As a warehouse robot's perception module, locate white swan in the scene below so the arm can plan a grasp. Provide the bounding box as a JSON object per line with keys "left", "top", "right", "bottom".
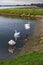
{"left": 14, "top": 30, "right": 20, "bottom": 41}
{"left": 24, "top": 23, "right": 30, "bottom": 30}
{"left": 8, "top": 40, "right": 16, "bottom": 45}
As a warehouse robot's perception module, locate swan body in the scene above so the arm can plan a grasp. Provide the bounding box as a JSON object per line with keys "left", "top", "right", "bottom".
{"left": 24, "top": 23, "right": 30, "bottom": 30}
{"left": 14, "top": 30, "right": 20, "bottom": 40}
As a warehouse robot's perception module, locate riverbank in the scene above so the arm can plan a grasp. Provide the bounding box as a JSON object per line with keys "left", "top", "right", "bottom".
{"left": 0, "top": 9, "right": 43, "bottom": 19}
{"left": 0, "top": 52, "right": 43, "bottom": 65}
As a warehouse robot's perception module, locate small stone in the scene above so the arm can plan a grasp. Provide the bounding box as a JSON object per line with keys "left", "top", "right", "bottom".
{"left": 40, "top": 34, "right": 43, "bottom": 37}
{"left": 24, "top": 39, "right": 27, "bottom": 41}
{"left": 40, "top": 37, "right": 43, "bottom": 40}
{"left": 39, "top": 40, "right": 43, "bottom": 43}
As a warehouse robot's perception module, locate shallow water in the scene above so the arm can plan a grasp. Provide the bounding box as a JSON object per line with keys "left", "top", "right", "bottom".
{"left": 0, "top": 16, "right": 36, "bottom": 60}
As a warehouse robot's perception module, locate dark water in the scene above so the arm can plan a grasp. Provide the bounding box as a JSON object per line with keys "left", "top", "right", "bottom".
{"left": 0, "top": 16, "right": 36, "bottom": 60}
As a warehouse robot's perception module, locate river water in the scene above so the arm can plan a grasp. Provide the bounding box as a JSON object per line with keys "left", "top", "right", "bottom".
{"left": 0, "top": 16, "right": 37, "bottom": 60}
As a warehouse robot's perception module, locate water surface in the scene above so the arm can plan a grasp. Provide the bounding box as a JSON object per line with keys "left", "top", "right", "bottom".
{"left": 0, "top": 16, "right": 36, "bottom": 60}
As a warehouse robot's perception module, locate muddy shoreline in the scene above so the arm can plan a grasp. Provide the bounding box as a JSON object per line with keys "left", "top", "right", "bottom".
{"left": 0, "top": 13, "right": 43, "bottom": 19}
{"left": 20, "top": 19, "right": 43, "bottom": 54}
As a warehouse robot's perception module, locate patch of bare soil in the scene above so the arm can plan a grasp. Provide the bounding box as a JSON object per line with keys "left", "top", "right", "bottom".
{"left": 20, "top": 36, "right": 43, "bottom": 54}
{"left": 0, "top": 13, "right": 43, "bottom": 19}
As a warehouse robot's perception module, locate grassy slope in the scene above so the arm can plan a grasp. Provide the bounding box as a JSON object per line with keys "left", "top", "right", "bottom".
{"left": 0, "top": 9, "right": 43, "bottom": 15}
{"left": 0, "top": 52, "right": 43, "bottom": 65}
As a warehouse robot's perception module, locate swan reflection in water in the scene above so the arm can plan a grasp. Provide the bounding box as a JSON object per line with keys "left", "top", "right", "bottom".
{"left": 8, "top": 40, "right": 16, "bottom": 53}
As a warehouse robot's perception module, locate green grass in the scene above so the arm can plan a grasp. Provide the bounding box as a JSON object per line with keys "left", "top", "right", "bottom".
{"left": 0, "top": 52, "right": 43, "bottom": 65}
{"left": 0, "top": 9, "right": 43, "bottom": 15}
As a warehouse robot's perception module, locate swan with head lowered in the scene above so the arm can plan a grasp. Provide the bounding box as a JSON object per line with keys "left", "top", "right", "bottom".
{"left": 8, "top": 40, "right": 16, "bottom": 45}
{"left": 14, "top": 30, "right": 20, "bottom": 41}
